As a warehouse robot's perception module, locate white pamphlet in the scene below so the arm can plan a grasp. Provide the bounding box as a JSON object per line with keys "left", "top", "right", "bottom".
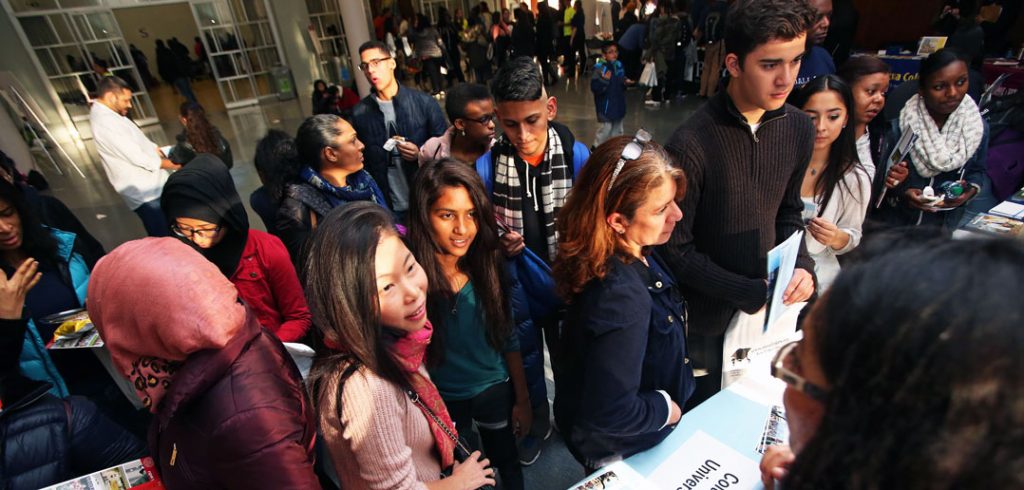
{"left": 647, "top": 431, "right": 762, "bottom": 490}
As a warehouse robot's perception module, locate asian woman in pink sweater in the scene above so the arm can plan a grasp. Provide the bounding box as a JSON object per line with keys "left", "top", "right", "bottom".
{"left": 304, "top": 202, "right": 495, "bottom": 490}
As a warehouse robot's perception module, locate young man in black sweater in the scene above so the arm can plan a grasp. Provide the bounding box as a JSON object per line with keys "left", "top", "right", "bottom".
{"left": 660, "top": 0, "right": 819, "bottom": 408}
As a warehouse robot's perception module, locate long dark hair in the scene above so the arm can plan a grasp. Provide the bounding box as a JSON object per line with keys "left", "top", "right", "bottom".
{"left": 407, "top": 159, "right": 511, "bottom": 367}
{"left": 253, "top": 129, "right": 302, "bottom": 203}
{"left": 0, "top": 178, "right": 60, "bottom": 270}
{"left": 179, "top": 102, "right": 221, "bottom": 156}
{"left": 792, "top": 74, "right": 867, "bottom": 213}
{"left": 784, "top": 234, "right": 1024, "bottom": 489}
{"left": 304, "top": 202, "right": 410, "bottom": 419}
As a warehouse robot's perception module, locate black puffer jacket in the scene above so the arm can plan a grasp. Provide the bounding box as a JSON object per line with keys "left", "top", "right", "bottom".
{"left": 0, "top": 318, "right": 146, "bottom": 490}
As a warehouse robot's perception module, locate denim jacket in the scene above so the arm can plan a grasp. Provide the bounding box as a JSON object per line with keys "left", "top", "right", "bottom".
{"left": 555, "top": 252, "right": 695, "bottom": 468}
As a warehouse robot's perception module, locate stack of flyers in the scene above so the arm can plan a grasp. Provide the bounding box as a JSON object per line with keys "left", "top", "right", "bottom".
{"left": 41, "top": 457, "right": 164, "bottom": 490}
{"left": 756, "top": 405, "right": 790, "bottom": 454}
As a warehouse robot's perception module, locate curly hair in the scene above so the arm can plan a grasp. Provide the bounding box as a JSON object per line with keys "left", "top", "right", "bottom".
{"left": 0, "top": 178, "right": 60, "bottom": 270}
{"left": 179, "top": 102, "right": 221, "bottom": 156}
{"left": 784, "top": 234, "right": 1024, "bottom": 489}
{"left": 552, "top": 135, "right": 685, "bottom": 299}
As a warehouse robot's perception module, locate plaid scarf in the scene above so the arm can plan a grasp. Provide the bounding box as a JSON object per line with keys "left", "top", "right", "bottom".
{"left": 492, "top": 126, "right": 572, "bottom": 260}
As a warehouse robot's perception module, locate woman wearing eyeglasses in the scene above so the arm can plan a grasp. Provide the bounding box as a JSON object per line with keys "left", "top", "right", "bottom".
{"left": 418, "top": 83, "right": 496, "bottom": 166}
{"left": 760, "top": 235, "right": 1024, "bottom": 489}
{"left": 161, "top": 155, "right": 312, "bottom": 343}
{"left": 552, "top": 134, "right": 695, "bottom": 471}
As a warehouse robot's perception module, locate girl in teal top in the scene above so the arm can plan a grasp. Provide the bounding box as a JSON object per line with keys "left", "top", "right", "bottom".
{"left": 408, "top": 158, "right": 531, "bottom": 490}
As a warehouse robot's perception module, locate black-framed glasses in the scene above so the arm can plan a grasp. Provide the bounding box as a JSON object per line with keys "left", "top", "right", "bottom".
{"left": 171, "top": 224, "right": 222, "bottom": 240}
{"left": 607, "top": 128, "right": 653, "bottom": 191}
{"left": 463, "top": 113, "right": 497, "bottom": 126}
{"left": 359, "top": 57, "right": 392, "bottom": 71}
{"left": 771, "top": 341, "right": 829, "bottom": 402}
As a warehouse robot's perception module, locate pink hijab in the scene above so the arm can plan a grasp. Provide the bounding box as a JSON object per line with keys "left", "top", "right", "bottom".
{"left": 87, "top": 237, "right": 245, "bottom": 412}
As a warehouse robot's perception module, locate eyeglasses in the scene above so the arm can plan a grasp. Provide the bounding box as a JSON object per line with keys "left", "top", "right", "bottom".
{"left": 463, "top": 113, "right": 497, "bottom": 126}
{"left": 171, "top": 224, "right": 222, "bottom": 240}
{"left": 359, "top": 57, "right": 392, "bottom": 71}
{"left": 607, "top": 128, "right": 652, "bottom": 191}
{"left": 771, "top": 341, "right": 829, "bottom": 402}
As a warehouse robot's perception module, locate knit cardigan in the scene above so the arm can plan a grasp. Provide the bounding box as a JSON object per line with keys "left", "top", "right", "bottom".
{"left": 658, "top": 90, "right": 816, "bottom": 336}
{"left": 320, "top": 365, "right": 442, "bottom": 490}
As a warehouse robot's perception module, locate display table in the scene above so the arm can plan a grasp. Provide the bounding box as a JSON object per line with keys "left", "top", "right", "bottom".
{"left": 982, "top": 59, "right": 1023, "bottom": 93}
{"left": 568, "top": 310, "right": 803, "bottom": 490}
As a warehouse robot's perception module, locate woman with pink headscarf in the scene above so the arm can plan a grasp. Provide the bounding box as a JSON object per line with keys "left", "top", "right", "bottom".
{"left": 87, "top": 237, "right": 321, "bottom": 489}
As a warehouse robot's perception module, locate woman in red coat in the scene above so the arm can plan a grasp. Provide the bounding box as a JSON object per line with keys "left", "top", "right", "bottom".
{"left": 160, "top": 154, "right": 312, "bottom": 343}
{"left": 87, "top": 237, "right": 321, "bottom": 489}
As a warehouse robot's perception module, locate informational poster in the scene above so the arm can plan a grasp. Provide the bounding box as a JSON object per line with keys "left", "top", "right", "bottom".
{"left": 647, "top": 431, "right": 762, "bottom": 490}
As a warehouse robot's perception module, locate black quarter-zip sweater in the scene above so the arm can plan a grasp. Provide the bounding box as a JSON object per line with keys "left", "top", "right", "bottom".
{"left": 657, "top": 90, "right": 816, "bottom": 336}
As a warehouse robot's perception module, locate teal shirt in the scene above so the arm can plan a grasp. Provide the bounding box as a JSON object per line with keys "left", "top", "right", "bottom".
{"left": 429, "top": 281, "right": 519, "bottom": 401}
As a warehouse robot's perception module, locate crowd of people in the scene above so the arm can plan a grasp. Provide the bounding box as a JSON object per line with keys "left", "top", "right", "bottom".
{"left": 1, "top": 0, "right": 1022, "bottom": 489}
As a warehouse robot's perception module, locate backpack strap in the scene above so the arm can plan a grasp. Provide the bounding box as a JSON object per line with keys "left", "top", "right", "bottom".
{"left": 475, "top": 151, "right": 494, "bottom": 195}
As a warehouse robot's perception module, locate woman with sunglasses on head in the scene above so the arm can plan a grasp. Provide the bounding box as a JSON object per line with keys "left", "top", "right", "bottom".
{"left": 878, "top": 49, "right": 992, "bottom": 230}
{"left": 407, "top": 159, "right": 530, "bottom": 489}
{"left": 792, "top": 75, "right": 872, "bottom": 293}
{"left": 305, "top": 202, "right": 495, "bottom": 490}
{"left": 161, "top": 154, "right": 312, "bottom": 343}
{"left": 759, "top": 234, "right": 1024, "bottom": 489}
{"left": 552, "top": 134, "right": 694, "bottom": 472}
{"left": 418, "top": 83, "right": 496, "bottom": 166}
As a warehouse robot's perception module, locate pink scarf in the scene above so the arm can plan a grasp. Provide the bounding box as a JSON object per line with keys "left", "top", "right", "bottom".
{"left": 389, "top": 321, "right": 458, "bottom": 468}
{"left": 87, "top": 238, "right": 246, "bottom": 412}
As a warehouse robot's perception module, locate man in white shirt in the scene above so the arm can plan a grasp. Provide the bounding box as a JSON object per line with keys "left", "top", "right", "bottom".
{"left": 89, "top": 77, "right": 180, "bottom": 236}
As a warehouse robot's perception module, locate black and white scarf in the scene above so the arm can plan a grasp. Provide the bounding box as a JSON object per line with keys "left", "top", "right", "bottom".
{"left": 899, "top": 93, "right": 984, "bottom": 178}
{"left": 492, "top": 126, "right": 572, "bottom": 260}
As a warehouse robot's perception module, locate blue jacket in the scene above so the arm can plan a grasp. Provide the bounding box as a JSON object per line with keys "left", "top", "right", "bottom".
{"left": 505, "top": 256, "right": 547, "bottom": 409}
{"left": 19, "top": 229, "right": 90, "bottom": 398}
{"left": 350, "top": 85, "right": 447, "bottom": 209}
{"left": 795, "top": 45, "right": 836, "bottom": 87}
{"left": 591, "top": 59, "right": 627, "bottom": 123}
{"left": 554, "top": 253, "right": 695, "bottom": 468}
{"left": 876, "top": 119, "right": 990, "bottom": 229}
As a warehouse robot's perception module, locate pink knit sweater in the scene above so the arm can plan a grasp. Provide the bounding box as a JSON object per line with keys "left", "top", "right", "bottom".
{"left": 321, "top": 365, "right": 443, "bottom": 490}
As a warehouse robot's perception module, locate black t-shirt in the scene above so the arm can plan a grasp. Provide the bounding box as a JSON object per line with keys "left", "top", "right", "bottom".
{"left": 513, "top": 156, "right": 551, "bottom": 264}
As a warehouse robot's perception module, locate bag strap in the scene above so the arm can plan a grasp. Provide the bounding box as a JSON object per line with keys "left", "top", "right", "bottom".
{"left": 404, "top": 389, "right": 470, "bottom": 455}
{"left": 309, "top": 208, "right": 319, "bottom": 231}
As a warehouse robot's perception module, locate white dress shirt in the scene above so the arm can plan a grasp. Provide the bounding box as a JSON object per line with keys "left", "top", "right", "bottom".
{"left": 89, "top": 102, "right": 168, "bottom": 210}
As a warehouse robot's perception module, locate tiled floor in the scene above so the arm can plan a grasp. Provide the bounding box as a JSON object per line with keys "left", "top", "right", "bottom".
{"left": 32, "top": 75, "right": 703, "bottom": 490}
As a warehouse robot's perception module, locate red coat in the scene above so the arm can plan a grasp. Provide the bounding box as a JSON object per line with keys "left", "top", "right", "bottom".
{"left": 148, "top": 315, "right": 321, "bottom": 489}
{"left": 231, "top": 230, "right": 311, "bottom": 343}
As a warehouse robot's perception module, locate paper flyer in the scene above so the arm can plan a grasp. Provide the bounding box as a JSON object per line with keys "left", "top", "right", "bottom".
{"left": 571, "top": 461, "right": 651, "bottom": 490}
{"left": 41, "top": 457, "right": 164, "bottom": 490}
{"left": 875, "top": 130, "right": 918, "bottom": 208}
{"left": 764, "top": 231, "right": 803, "bottom": 332}
{"left": 647, "top": 431, "right": 762, "bottom": 490}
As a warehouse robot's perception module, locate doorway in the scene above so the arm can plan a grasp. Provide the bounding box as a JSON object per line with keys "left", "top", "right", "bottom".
{"left": 113, "top": 2, "right": 225, "bottom": 122}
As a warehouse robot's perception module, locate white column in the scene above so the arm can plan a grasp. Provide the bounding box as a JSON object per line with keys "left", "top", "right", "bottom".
{"left": 340, "top": 0, "right": 373, "bottom": 98}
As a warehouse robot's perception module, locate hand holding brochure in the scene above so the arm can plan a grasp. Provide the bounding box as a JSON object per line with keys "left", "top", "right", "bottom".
{"left": 875, "top": 130, "right": 918, "bottom": 208}
{"left": 765, "top": 231, "right": 803, "bottom": 332}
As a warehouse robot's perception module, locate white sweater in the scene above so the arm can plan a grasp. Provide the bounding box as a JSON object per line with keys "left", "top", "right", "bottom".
{"left": 805, "top": 164, "right": 873, "bottom": 293}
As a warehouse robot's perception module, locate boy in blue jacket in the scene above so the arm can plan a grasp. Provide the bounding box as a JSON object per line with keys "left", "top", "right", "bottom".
{"left": 591, "top": 43, "right": 628, "bottom": 148}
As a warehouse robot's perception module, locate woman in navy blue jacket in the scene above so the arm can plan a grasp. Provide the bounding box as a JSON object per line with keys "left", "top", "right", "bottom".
{"left": 552, "top": 133, "right": 695, "bottom": 471}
